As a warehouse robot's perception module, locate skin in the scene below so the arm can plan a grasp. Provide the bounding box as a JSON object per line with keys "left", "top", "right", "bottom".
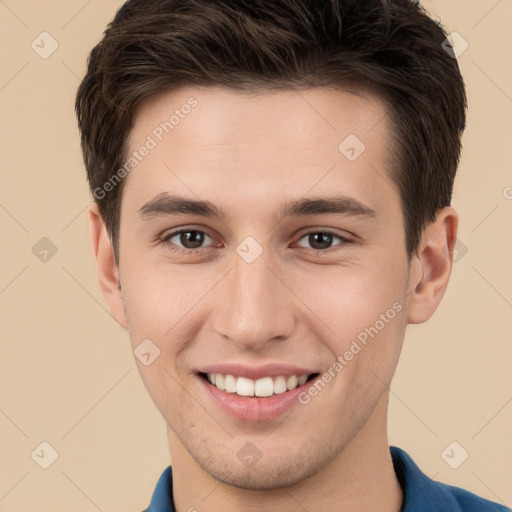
{"left": 89, "top": 85, "right": 458, "bottom": 512}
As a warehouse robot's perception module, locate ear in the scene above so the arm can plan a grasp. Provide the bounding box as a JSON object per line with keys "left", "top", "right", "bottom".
{"left": 88, "top": 203, "right": 128, "bottom": 330}
{"left": 406, "top": 206, "right": 459, "bottom": 324}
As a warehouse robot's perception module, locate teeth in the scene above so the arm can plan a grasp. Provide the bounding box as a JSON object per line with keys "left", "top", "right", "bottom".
{"left": 286, "top": 375, "right": 298, "bottom": 390}
{"left": 254, "top": 377, "right": 273, "bottom": 397}
{"left": 225, "top": 374, "right": 237, "bottom": 393}
{"left": 273, "top": 376, "right": 287, "bottom": 394}
{"left": 205, "top": 373, "right": 310, "bottom": 397}
{"left": 215, "top": 374, "right": 225, "bottom": 390}
{"left": 236, "top": 377, "right": 255, "bottom": 397}
{"left": 298, "top": 375, "right": 308, "bottom": 386}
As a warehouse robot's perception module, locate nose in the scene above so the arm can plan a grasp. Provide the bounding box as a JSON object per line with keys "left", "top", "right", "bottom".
{"left": 212, "top": 246, "right": 296, "bottom": 351}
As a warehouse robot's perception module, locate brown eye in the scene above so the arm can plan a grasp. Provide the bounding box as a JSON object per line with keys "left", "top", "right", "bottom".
{"left": 296, "top": 231, "right": 352, "bottom": 251}
{"left": 162, "top": 229, "right": 214, "bottom": 251}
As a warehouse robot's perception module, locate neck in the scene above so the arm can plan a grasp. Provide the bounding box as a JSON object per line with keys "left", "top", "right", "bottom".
{"left": 168, "top": 392, "right": 402, "bottom": 512}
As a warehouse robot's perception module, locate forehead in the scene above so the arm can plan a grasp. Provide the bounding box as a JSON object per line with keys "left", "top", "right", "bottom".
{"left": 123, "top": 84, "right": 398, "bottom": 222}
{"left": 130, "top": 84, "right": 389, "bottom": 151}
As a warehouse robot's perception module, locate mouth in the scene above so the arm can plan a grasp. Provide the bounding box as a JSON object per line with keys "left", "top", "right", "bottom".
{"left": 195, "top": 363, "right": 323, "bottom": 421}
{"left": 199, "top": 372, "right": 320, "bottom": 398}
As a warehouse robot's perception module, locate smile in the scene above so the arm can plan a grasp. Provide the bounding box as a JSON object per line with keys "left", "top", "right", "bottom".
{"left": 202, "top": 373, "right": 318, "bottom": 397}
{"left": 196, "top": 364, "right": 322, "bottom": 421}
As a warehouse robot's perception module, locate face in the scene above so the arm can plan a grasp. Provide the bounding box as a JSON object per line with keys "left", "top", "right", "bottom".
{"left": 114, "top": 85, "right": 414, "bottom": 488}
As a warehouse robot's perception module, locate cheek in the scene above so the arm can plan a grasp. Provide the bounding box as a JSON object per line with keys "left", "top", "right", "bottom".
{"left": 121, "top": 259, "right": 215, "bottom": 351}
{"left": 292, "top": 260, "right": 407, "bottom": 344}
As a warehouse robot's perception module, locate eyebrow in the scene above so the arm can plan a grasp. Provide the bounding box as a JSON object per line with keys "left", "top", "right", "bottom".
{"left": 138, "top": 192, "right": 377, "bottom": 222}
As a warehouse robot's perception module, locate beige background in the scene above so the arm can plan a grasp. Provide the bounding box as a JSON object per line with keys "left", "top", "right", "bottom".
{"left": 0, "top": 0, "right": 511, "bottom": 510}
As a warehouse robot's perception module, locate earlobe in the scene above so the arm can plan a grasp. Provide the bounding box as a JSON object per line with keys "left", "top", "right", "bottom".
{"left": 406, "top": 207, "right": 459, "bottom": 324}
{"left": 88, "top": 203, "right": 128, "bottom": 330}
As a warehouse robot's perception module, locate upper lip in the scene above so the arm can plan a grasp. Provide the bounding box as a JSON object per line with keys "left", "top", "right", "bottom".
{"left": 197, "top": 363, "right": 319, "bottom": 380}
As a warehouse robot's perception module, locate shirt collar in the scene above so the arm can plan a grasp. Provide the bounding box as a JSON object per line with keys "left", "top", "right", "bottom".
{"left": 146, "top": 465, "right": 174, "bottom": 512}
{"left": 390, "top": 445, "right": 460, "bottom": 511}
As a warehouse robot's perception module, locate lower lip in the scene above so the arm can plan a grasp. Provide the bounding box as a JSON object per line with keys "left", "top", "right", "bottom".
{"left": 198, "top": 374, "right": 319, "bottom": 422}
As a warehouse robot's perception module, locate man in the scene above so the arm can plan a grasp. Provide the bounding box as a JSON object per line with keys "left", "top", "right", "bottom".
{"left": 75, "top": 0, "right": 510, "bottom": 510}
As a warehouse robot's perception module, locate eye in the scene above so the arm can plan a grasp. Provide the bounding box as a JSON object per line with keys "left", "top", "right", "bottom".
{"left": 158, "top": 228, "right": 352, "bottom": 256}
{"left": 295, "top": 231, "right": 352, "bottom": 251}
{"left": 161, "top": 229, "right": 215, "bottom": 253}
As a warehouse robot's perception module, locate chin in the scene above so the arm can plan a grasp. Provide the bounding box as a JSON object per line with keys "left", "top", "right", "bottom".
{"left": 192, "top": 440, "right": 341, "bottom": 491}
{"left": 208, "top": 464, "right": 314, "bottom": 490}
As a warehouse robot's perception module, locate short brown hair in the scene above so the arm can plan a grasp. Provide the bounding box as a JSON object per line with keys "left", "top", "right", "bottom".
{"left": 75, "top": 0, "right": 467, "bottom": 263}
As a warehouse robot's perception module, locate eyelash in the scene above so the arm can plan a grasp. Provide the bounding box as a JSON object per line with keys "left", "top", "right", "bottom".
{"left": 159, "top": 228, "right": 353, "bottom": 256}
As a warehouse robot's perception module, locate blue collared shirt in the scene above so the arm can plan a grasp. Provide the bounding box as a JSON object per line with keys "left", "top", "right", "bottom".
{"left": 143, "top": 445, "right": 510, "bottom": 511}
